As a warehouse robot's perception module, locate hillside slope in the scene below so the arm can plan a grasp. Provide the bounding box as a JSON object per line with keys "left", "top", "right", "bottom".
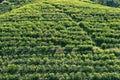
{"left": 1, "top": 0, "right": 120, "bottom": 54}
{"left": 0, "top": 0, "right": 120, "bottom": 79}
{"left": 0, "top": 0, "right": 35, "bottom": 14}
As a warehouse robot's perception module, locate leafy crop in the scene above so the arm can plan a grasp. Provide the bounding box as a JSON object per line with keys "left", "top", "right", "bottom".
{"left": 0, "top": 0, "right": 120, "bottom": 79}
{"left": 0, "top": 53, "right": 120, "bottom": 80}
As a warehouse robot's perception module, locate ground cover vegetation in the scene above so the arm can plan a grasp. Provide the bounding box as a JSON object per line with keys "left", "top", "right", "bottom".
{"left": 0, "top": 0, "right": 120, "bottom": 79}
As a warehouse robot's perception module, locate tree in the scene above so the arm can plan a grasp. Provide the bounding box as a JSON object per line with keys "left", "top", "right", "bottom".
{"left": 91, "top": 0, "right": 120, "bottom": 7}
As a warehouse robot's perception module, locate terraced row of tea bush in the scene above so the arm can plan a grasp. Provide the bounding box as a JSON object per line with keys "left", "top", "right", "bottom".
{"left": 0, "top": 0, "right": 94, "bottom": 55}
{"left": 0, "top": 53, "right": 120, "bottom": 80}
{"left": 47, "top": 0, "right": 120, "bottom": 50}
{"left": 1, "top": 0, "right": 120, "bottom": 55}
{"left": 0, "top": 0, "right": 120, "bottom": 79}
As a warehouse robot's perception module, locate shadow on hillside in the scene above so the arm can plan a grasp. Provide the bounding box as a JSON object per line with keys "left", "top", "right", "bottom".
{"left": 0, "top": 0, "right": 3, "bottom": 3}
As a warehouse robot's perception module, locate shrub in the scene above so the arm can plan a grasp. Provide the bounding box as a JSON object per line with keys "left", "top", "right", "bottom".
{"left": 7, "top": 64, "right": 18, "bottom": 74}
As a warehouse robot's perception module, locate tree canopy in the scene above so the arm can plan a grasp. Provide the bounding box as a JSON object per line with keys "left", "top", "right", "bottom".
{"left": 91, "top": 0, "right": 120, "bottom": 7}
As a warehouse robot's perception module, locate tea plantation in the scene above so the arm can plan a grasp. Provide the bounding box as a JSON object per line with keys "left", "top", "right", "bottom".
{"left": 0, "top": 0, "right": 120, "bottom": 80}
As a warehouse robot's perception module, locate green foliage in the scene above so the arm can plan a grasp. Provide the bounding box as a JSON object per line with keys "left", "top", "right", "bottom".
{"left": 0, "top": 53, "right": 120, "bottom": 79}
{"left": 91, "top": 0, "right": 120, "bottom": 7}
{"left": 7, "top": 64, "right": 19, "bottom": 74}
{"left": 0, "top": 1, "right": 13, "bottom": 14}
{"left": 0, "top": 0, "right": 120, "bottom": 79}
{"left": 0, "top": 0, "right": 35, "bottom": 14}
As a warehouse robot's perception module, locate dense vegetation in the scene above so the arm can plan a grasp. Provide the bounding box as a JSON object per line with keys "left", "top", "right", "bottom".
{"left": 91, "top": 0, "right": 120, "bottom": 7}
{"left": 0, "top": 53, "right": 120, "bottom": 80}
{"left": 0, "top": 0, "right": 35, "bottom": 14}
{"left": 0, "top": 0, "right": 120, "bottom": 79}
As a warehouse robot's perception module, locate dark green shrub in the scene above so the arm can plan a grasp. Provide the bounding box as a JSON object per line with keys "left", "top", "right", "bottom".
{"left": 7, "top": 64, "right": 18, "bottom": 74}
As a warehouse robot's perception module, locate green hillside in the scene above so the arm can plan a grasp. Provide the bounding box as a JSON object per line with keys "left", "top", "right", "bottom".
{"left": 0, "top": 0, "right": 120, "bottom": 79}
{"left": 0, "top": 0, "right": 35, "bottom": 14}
